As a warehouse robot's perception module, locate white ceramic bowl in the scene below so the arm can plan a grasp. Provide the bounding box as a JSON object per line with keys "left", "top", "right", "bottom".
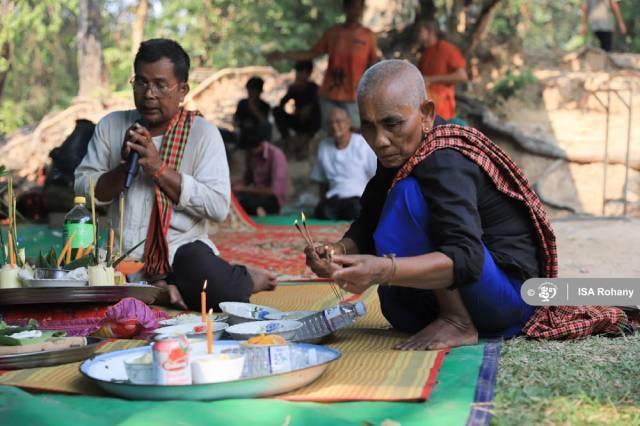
{"left": 218, "top": 302, "right": 281, "bottom": 325}
{"left": 225, "top": 320, "right": 303, "bottom": 341}
{"left": 265, "top": 311, "right": 316, "bottom": 321}
{"left": 190, "top": 353, "right": 246, "bottom": 384}
{"left": 153, "top": 322, "right": 228, "bottom": 340}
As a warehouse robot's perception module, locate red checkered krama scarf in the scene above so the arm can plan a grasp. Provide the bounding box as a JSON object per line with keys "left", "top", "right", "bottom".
{"left": 144, "top": 108, "right": 201, "bottom": 276}
{"left": 391, "top": 124, "right": 630, "bottom": 339}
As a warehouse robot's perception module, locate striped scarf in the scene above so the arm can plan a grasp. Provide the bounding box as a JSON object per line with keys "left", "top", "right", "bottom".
{"left": 391, "top": 124, "right": 629, "bottom": 339}
{"left": 144, "top": 108, "right": 201, "bottom": 276}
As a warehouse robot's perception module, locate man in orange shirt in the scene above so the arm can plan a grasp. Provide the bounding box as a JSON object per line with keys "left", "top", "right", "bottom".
{"left": 417, "top": 19, "right": 468, "bottom": 121}
{"left": 268, "top": 0, "right": 379, "bottom": 129}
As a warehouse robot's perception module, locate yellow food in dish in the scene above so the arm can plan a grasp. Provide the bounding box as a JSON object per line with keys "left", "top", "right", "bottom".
{"left": 246, "top": 334, "right": 287, "bottom": 345}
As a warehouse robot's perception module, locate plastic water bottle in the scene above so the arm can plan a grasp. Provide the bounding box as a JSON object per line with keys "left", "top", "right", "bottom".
{"left": 293, "top": 301, "right": 367, "bottom": 341}
{"left": 63, "top": 196, "right": 94, "bottom": 260}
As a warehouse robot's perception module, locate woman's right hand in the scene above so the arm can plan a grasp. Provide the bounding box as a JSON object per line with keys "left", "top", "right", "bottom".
{"left": 304, "top": 242, "right": 342, "bottom": 278}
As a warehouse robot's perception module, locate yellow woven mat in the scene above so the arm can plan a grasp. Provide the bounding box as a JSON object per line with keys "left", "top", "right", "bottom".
{"left": 0, "top": 284, "right": 445, "bottom": 402}
{"left": 0, "top": 340, "right": 144, "bottom": 395}
{"left": 252, "top": 283, "right": 445, "bottom": 402}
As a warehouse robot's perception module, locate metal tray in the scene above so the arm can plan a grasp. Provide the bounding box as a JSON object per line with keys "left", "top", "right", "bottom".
{"left": 26, "top": 279, "right": 88, "bottom": 288}
{"left": 80, "top": 340, "right": 340, "bottom": 401}
{"left": 0, "top": 337, "right": 103, "bottom": 370}
{"left": 0, "top": 285, "right": 161, "bottom": 306}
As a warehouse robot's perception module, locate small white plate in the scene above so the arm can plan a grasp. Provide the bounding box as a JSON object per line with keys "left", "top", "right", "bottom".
{"left": 219, "top": 302, "right": 281, "bottom": 325}
{"left": 225, "top": 320, "right": 303, "bottom": 341}
{"left": 158, "top": 313, "right": 229, "bottom": 327}
{"left": 153, "top": 322, "right": 228, "bottom": 340}
{"left": 265, "top": 311, "right": 316, "bottom": 321}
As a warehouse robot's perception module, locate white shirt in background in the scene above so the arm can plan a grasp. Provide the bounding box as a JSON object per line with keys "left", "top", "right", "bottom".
{"left": 311, "top": 133, "right": 377, "bottom": 199}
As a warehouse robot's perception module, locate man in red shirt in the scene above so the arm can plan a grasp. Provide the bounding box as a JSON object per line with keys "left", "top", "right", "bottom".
{"left": 268, "top": 0, "right": 380, "bottom": 129}
{"left": 417, "top": 19, "right": 468, "bottom": 121}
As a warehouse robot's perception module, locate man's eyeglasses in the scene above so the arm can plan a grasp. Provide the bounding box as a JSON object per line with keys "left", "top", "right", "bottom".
{"left": 129, "top": 77, "right": 179, "bottom": 96}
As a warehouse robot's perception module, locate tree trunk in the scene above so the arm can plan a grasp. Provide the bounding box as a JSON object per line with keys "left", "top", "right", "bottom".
{"left": 77, "top": 0, "right": 109, "bottom": 98}
{"left": 131, "top": 0, "right": 149, "bottom": 59}
{"left": 0, "top": 0, "right": 12, "bottom": 102}
{"left": 0, "top": 41, "right": 10, "bottom": 102}
{"left": 465, "top": 0, "right": 503, "bottom": 56}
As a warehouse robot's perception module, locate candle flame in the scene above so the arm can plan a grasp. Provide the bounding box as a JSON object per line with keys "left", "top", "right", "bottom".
{"left": 301, "top": 211, "right": 307, "bottom": 222}
{"left": 203, "top": 280, "right": 207, "bottom": 291}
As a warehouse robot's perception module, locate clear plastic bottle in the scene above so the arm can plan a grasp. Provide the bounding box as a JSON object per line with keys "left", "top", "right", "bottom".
{"left": 63, "top": 196, "right": 94, "bottom": 260}
{"left": 293, "top": 301, "right": 367, "bottom": 341}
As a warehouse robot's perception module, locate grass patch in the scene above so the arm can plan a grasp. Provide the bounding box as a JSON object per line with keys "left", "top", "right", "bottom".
{"left": 492, "top": 333, "right": 640, "bottom": 425}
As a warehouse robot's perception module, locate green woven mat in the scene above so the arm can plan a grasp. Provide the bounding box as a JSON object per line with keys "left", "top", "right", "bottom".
{"left": 0, "top": 344, "right": 483, "bottom": 426}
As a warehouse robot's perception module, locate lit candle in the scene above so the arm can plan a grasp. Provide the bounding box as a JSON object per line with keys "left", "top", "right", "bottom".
{"left": 207, "top": 308, "right": 214, "bottom": 354}
{"left": 201, "top": 280, "right": 207, "bottom": 323}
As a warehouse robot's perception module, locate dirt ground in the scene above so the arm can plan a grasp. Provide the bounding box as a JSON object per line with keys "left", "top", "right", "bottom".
{"left": 553, "top": 218, "right": 640, "bottom": 277}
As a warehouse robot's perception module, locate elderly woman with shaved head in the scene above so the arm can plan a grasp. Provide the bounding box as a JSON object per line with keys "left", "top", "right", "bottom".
{"left": 305, "top": 60, "right": 557, "bottom": 350}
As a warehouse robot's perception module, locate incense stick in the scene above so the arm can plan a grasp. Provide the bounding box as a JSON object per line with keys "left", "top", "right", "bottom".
{"left": 300, "top": 212, "right": 315, "bottom": 246}
{"left": 294, "top": 220, "right": 313, "bottom": 247}
{"left": 118, "top": 192, "right": 124, "bottom": 258}
{"left": 89, "top": 176, "right": 97, "bottom": 261}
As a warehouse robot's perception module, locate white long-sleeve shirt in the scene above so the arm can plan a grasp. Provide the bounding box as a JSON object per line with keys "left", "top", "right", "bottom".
{"left": 74, "top": 110, "right": 230, "bottom": 264}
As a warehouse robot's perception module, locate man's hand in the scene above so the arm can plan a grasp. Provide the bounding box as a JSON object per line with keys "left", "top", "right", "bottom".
{"left": 304, "top": 242, "right": 342, "bottom": 278}
{"left": 330, "top": 254, "right": 392, "bottom": 294}
{"left": 620, "top": 22, "right": 627, "bottom": 35}
{"left": 126, "top": 124, "right": 163, "bottom": 177}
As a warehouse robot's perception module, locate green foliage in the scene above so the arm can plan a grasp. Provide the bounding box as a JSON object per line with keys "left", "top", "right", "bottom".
{"left": 492, "top": 68, "right": 537, "bottom": 100}
{"left": 490, "top": 0, "right": 585, "bottom": 49}
{"left": 1, "top": 0, "right": 343, "bottom": 135}
{"left": 102, "top": 0, "right": 342, "bottom": 92}
{"left": 0, "top": 1, "right": 79, "bottom": 136}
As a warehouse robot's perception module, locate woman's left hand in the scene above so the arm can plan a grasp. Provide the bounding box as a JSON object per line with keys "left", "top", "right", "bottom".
{"left": 330, "top": 254, "right": 391, "bottom": 294}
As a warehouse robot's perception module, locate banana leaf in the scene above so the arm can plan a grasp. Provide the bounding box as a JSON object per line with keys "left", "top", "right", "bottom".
{"left": 0, "top": 229, "right": 5, "bottom": 267}
{"left": 0, "top": 330, "right": 66, "bottom": 346}
{"left": 63, "top": 252, "right": 96, "bottom": 271}
{"left": 46, "top": 247, "right": 57, "bottom": 268}
{"left": 36, "top": 250, "right": 48, "bottom": 268}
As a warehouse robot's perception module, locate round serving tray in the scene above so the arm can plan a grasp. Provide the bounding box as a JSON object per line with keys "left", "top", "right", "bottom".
{"left": 0, "top": 337, "right": 103, "bottom": 370}
{"left": 80, "top": 340, "right": 340, "bottom": 401}
{"left": 26, "top": 279, "right": 88, "bottom": 288}
{"left": 0, "top": 285, "right": 161, "bottom": 306}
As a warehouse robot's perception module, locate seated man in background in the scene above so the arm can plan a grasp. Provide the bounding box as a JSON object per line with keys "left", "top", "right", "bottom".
{"left": 311, "top": 107, "right": 376, "bottom": 221}
{"left": 417, "top": 19, "right": 468, "bottom": 121}
{"left": 273, "top": 60, "right": 321, "bottom": 159}
{"left": 234, "top": 76, "right": 271, "bottom": 148}
{"left": 75, "top": 38, "right": 276, "bottom": 312}
{"left": 233, "top": 122, "right": 289, "bottom": 216}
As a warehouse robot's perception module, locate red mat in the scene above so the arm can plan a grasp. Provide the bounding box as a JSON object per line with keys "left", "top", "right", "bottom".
{"left": 211, "top": 195, "right": 348, "bottom": 280}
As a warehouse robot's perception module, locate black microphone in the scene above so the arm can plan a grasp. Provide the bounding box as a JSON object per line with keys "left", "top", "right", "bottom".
{"left": 124, "top": 119, "right": 146, "bottom": 189}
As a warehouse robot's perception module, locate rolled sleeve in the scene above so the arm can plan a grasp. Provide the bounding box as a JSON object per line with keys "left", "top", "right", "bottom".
{"left": 176, "top": 121, "right": 231, "bottom": 222}
{"left": 412, "top": 149, "right": 484, "bottom": 288}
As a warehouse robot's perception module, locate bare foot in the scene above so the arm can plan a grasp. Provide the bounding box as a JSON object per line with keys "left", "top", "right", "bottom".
{"left": 394, "top": 316, "right": 478, "bottom": 351}
{"left": 247, "top": 267, "right": 278, "bottom": 293}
